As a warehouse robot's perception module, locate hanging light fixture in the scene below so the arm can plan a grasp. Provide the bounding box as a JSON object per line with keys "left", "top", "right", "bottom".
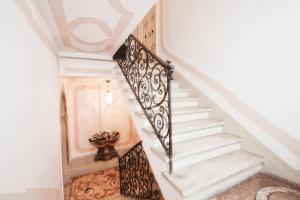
{"left": 103, "top": 80, "right": 113, "bottom": 105}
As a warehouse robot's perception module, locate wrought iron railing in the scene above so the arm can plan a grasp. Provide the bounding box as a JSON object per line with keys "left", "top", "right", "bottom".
{"left": 113, "top": 34, "right": 174, "bottom": 173}
{"left": 119, "top": 141, "right": 162, "bottom": 200}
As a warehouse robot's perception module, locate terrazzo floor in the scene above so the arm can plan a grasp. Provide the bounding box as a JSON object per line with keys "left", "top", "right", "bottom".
{"left": 212, "top": 173, "right": 300, "bottom": 200}
{"left": 65, "top": 168, "right": 300, "bottom": 200}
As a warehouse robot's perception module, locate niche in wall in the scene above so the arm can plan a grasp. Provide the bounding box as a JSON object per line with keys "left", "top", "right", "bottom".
{"left": 62, "top": 77, "right": 138, "bottom": 161}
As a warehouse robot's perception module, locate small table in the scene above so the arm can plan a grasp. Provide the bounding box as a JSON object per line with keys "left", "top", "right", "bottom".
{"left": 89, "top": 131, "right": 120, "bottom": 161}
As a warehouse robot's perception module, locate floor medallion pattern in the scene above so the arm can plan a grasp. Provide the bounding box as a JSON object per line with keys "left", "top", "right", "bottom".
{"left": 256, "top": 186, "right": 300, "bottom": 200}
{"left": 212, "top": 173, "right": 300, "bottom": 200}
{"left": 68, "top": 167, "right": 134, "bottom": 200}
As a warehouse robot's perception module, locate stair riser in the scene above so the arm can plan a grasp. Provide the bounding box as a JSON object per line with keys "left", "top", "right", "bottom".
{"left": 172, "top": 101, "right": 198, "bottom": 108}
{"left": 148, "top": 126, "right": 224, "bottom": 145}
{"left": 132, "top": 100, "right": 199, "bottom": 111}
{"left": 173, "top": 113, "right": 210, "bottom": 123}
{"left": 127, "top": 92, "right": 190, "bottom": 98}
{"left": 142, "top": 112, "right": 210, "bottom": 127}
{"left": 120, "top": 80, "right": 181, "bottom": 90}
{"left": 171, "top": 144, "right": 241, "bottom": 170}
{"left": 172, "top": 92, "right": 189, "bottom": 98}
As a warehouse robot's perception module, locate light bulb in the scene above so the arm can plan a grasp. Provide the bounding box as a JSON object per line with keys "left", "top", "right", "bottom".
{"left": 104, "top": 91, "right": 113, "bottom": 104}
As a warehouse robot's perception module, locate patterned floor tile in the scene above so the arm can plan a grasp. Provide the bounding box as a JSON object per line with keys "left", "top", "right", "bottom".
{"left": 67, "top": 167, "right": 134, "bottom": 200}
{"left": 212, "top": 173, "right": 300, "bottom": 200}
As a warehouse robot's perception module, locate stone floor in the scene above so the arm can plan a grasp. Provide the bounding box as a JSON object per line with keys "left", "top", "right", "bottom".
{"left": 65, "top": 167, "right": 134, "bottom": 200}
{"left": 212, "top": 173, "right": 300, "bottom": 200}
{"left": 65, "top": 168, "right": 300, "bottom": 200}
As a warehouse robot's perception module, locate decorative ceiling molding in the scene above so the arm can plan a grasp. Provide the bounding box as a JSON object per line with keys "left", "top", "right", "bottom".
{"left": 21, "top": 0, "right": 156, "bottom": 56}
{"left": 59, "top": 57, "right": 115, "bottom": 77}
{"left": 48, "top": 0, "right": 133, "bottom": 53}
{"left": 59, "top": 51, "right": 113, "bottom": 61}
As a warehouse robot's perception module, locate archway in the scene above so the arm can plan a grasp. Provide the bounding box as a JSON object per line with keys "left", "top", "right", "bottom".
{"left": 60, "top": 91, "right": 70, "bottom": 186}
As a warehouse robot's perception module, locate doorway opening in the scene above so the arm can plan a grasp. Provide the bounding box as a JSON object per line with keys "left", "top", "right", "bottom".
{"left": 60, "top": 91, "right": 71, "bottom": 199}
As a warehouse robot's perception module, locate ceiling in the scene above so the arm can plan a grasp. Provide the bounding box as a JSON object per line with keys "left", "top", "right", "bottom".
{"left": 32, "top": 0, "right": 155, "bottom": 57}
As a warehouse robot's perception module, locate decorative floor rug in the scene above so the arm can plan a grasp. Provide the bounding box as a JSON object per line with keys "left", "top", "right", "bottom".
{"left": 212, "top": 173, "right": 300, "bottom": 200}
{"left": 67, "top": 167, "right": 134, "bottom": 200}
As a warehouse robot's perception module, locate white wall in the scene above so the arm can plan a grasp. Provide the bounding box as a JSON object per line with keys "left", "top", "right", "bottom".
{"left": 161, "top": 0, "right": 300, "bottom": 144}
{"left": 0, "top": 1, "right": 62, "bottom": 198}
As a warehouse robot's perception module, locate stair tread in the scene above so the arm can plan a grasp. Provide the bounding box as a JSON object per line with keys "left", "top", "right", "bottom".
{"left": 152, "top": 134, "right": 241, "bottom": 160}
{"left": 129, "top": 97, "right": 198, "bottom": 103}
{"left": 162, "top": 151, "right": 264, "bottom": 197}
{"left": 137, "top": 107, "right": 210, "bottom": 118}
{"left": 144, "top": 119, "right": 224, "bottom": 135}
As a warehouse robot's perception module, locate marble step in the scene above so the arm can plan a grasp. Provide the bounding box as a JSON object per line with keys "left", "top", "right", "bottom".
{"left": 129, "top": 97, "right": 199, "bottom": 110}
{"left": 151, "top": 134, "right": 242, "bottom": 170}
{"left": 172, "top": 107, "right": 211, "bottom": 115}
{"left": 125, "top": 88, "right": 190, "bottom": 98}
{"left": 120, "top": 78, "right": 181, "bottom": 89}
{"left": 143, "top": 119, "right": 224, "bottom": 144}
{"left": 162, "top": 151, "right": 264, "bottom": 200}
{"left": 137, "top": 107, "right": 211, "bottom": 126}
{"left": 116, "top": 70, "right": 179, "bottom": 82}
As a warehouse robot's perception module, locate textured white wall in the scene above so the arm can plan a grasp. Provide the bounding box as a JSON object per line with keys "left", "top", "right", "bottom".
{"left": 162, "top": 0, "right": 300, "bottom": 142}
{"left": 0, "top": 1, "right": 62, "bottom": 195}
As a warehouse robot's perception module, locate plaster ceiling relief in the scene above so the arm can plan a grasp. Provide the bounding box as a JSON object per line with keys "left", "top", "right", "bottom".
{"left": 31, "top": 0, "right": 156, "bottom": 55}
{"left": 63, "top": 0, "right": 120, "bottom": 30}
{"left": 70, "top": 37, "right": 109, "bottom": 53}
{"left": 48, "top": 0, "right": 134, "bottom": 53}
{"left": 70, "top": 23, "right": 110, "bottom": 44}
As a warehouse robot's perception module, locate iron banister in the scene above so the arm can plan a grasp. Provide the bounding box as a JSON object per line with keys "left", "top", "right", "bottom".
{"left": 113, "top": 34, "right": 174, "bottom": 174}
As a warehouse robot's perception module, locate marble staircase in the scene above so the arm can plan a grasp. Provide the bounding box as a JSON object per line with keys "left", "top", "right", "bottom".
{"left": 115, "top": 68, "right": 264, "bottom": 200}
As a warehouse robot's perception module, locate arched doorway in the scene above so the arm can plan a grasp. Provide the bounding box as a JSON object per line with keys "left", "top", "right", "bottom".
{"left": 60, "top": 91, "right": 70, "bottom": 186}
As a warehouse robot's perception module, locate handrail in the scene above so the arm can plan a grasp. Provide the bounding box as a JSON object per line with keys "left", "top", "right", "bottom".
{"left": 118, "top": 141, "right": 162, "bottom": 199}
{"left": 113, "top": 34, "right": 174, "bottom": 173}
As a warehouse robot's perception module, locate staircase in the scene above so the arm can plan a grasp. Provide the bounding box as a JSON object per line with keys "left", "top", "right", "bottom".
{"left": 114, "top": 35, "right": 264, "bottom": 200}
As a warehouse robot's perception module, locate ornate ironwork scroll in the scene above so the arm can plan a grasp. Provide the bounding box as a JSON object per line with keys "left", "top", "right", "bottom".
{"left": 113, "top": 34, "right": 174, "bottom": 173}
{"left": 119, "top": 141, "right": 162, "bottom": 200}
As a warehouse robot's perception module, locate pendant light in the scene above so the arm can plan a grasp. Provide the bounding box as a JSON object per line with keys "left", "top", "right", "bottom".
{"left": 103, "top": 80, "right": 113, "bottom": 105}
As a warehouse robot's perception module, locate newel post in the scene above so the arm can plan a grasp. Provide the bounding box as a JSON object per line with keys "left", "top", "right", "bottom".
{"left": 166, "top": 59, "right": 174, "bottom": 174}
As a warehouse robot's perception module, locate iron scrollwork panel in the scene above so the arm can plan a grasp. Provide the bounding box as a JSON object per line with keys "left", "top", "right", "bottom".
{"left": 119, "top": 141, "right": 162, "bottom": 200}
{"left": 114, "top": 35, "right": 172, "bottom": 156}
